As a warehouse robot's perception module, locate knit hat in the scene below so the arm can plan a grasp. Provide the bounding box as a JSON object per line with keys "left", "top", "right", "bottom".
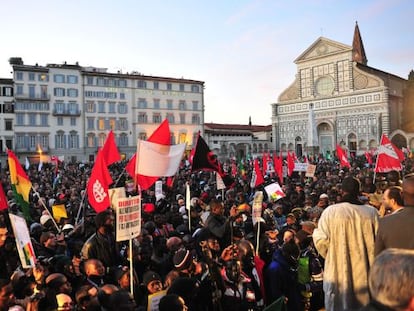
{"left": 142, "top": 271, "right": 161, "bottom": 286}
{"left": 114, "top": 267, "right": 129, "bottom": 282}
{"left": 173, "top": 249, "right": 192, "bottom": 271}
{"left": 40, "top": 214, "right": 52, "bottom": 226}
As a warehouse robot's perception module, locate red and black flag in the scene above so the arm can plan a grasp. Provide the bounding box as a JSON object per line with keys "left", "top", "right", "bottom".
{"left": 191, "top": 134, "right": 222, "bottom": 174}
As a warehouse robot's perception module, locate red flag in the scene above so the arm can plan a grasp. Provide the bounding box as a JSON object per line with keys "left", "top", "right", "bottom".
{"left": 125, "top": 119, "right": 171, "bottom": 190}
{"left": 87, "top": 151, "right": 113, "bottom": 213}
{"left": 191, "top": 134, "right": 222, "bottom": 174}
{"left": 262, "top": 152, "right": 268, "bottom": 176}
{"left": 365, "top": 151, "right": 373, "bottom": 165}
{"left": 287, "top": 151, "right": 295, "bottom": 176}
{"left": 0, "top": 183, "right": 8, "bottom": 211}
{"left": 374, "top": 134, "right": 404, "bottom": 172}
{"left": 101, "top": 130, "right": 121, "bottom": 166}
{"left": 273, "top": 153, "right": 283, "bottom": 184}
{"left": 336, "top": 145, "right": 351, "bottom": 168}
{"left": 251, "top": 159, "right": 265, "bottom": 188}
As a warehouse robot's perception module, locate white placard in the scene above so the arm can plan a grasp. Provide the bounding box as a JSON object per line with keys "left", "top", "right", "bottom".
{"left": 115, "top": 196, "right": 141, "bottom": 242}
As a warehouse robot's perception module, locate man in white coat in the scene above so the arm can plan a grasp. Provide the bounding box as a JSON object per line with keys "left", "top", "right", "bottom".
{"left": 313, "top": 176, "right": 379, "bottom": 311}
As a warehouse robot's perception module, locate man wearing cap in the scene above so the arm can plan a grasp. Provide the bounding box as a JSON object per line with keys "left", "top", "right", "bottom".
{"left": 313, "top": 177, "right": 378, "bottom": 311}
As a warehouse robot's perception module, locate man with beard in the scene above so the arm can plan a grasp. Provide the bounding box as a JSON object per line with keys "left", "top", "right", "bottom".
{"left": 81, "top": 209, "right": 125, "bottom": 274}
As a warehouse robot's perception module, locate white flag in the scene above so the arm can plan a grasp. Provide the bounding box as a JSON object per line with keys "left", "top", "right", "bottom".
{"left": 25, "top": 157, "right": 30, "bottom": 170}
{"left": 135, "top": 140, "right": 186, "bottom": 177}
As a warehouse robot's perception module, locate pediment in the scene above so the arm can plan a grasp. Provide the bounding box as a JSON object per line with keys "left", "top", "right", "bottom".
{"left": 295, "top": 37, "right": 352, "bottom": 63}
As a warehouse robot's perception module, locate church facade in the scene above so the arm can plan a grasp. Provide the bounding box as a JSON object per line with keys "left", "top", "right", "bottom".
{"left": 272, "top": 23, "right": 409, "bottom": 157}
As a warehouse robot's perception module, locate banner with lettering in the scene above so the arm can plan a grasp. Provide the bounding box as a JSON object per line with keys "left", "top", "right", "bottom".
{"left": 115, "top": 196, "right": 141, "bottom": 242}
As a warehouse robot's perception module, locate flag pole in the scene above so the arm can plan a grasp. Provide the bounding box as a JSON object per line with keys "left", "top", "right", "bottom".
{"left": 186, "top": 182, "right": 191, "bottom": 233}
{"left": 32, "top": 187, "right": 60, "bottom": 232}
{"left": 373, "top": 134, "right": 383, "bottom": 184}
{"left": 114, "top": 167, "right": 127, "bottom": 187}
{"left": 75, "top": 189, "right": 87, "bottom": 226}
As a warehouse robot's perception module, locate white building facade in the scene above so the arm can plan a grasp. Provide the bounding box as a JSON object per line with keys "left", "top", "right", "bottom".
{"left": 6, "top": 59, "right": 204, "bottom": 163}
{"left": 272, "top": 23, "right": 407, "bottom": 157}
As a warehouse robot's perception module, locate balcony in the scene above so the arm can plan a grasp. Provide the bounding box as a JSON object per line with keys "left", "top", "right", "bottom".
{"left": 53, "top": 109, "right": 81, "bottom": 116}
{"left": 15, "top": 94, "right": 50, "bottom": 101}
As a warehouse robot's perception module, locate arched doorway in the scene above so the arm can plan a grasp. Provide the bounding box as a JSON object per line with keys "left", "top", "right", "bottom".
{"left": 392, "top": 134, "right": 407, "bottom": 149}
{"left": 295, "top": 136, "right": 303, "bottom": 157}
{"left": 317, "top": 122, "right": 334, "bottom": 155}
{"left": 348, "top": 133, "right": 357, "bottom": 157}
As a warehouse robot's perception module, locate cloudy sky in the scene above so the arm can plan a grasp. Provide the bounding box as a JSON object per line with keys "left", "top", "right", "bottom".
{"left": 1, "top": 0, "right": 412, "bottom": 125}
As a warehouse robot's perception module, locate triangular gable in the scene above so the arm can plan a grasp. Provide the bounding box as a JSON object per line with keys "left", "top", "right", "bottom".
{"left": 295, "top": 37, "right": 352, "bottom": 63}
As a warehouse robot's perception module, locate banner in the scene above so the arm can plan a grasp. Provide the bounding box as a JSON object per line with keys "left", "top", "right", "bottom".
{"left": 294, "top": 163, "right": 309, "bottom": 172}
{"left": 264, "top": 182, "right": 286, "bottom": 202}
{"left": 9, "top": 214, "right": 36, "bottom": 268}
{"left": 115, "top": 196, "right": 141, "bottom": 242}
{"left": 147, "top": 290, "right": 167, "bottom": 311}
{"left": 252, "top": 191, "right": 263, "bottom": 222}
{"left": 155, "top": 181, "right": 163, "bottom": 202}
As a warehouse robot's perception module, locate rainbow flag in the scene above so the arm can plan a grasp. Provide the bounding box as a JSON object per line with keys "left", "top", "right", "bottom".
{"left": 7, "top": 150, "right": 32, "bottom": 220}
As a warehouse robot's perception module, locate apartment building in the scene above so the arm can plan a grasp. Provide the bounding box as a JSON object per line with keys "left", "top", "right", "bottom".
{"left": 7, "top": 58, "right": 204, "bottom": 163}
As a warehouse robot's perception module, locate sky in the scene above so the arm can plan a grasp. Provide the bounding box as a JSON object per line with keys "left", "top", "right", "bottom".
{"left": 1, "top": 0, "right": 413, "bottom": 125}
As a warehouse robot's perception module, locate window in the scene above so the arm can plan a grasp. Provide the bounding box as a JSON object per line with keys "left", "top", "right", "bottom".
{"left": 16, "top": 113, "right": 24, "bottom": 125}
{"left": 40, "top": 114, "right": 48, "bottom": 126}
{"left": 68, "top": 102, "right": 78, "bottom": 114}
{"left": 3, "top": 87, "right": 12, "bottom": 97}
{"left": 98, "top": 101, "right": 105, "bottom": 113}
{"left": 179, "top": 113, "right": 185, "bottom": 124}
{"left": 118, "top": 103, "right": 128, "bottom": 114}
{"left": 87, "top": 134, "right": 95, "bottom": 148}
{"left": 97, "top": 78, "right": 105, "bottom": 86}
{"left": 29, "top": 85, "right": 35, "bottom": 98}
{"left": 120, "top": 93, "right": 125, "bottom": 100}
{"left": 109, "top": 102, "right": 116, "bottom": 113}
{"left": 40, "top": 85, "right": 48, "bottom": 99}
{"left": 138, "top": 112, "right": 147, "bottom": 123}
{"left": 107, "top": 79, "right": 115, "bottom": 87}
{"left": 38, "top": 74, "right": 48, "bottom": 82}
{"left": 16, "top": 135, "right": 25, "bottom": 149}
{"left": 191, "top": 85, "right": 200, "bottom": 92}
{"left": 166, "top": 113, "right": 175, "bottom": 124}
{"left": 192, "top": 114, "right": 200, "bottom": 124}
{"left": 170, "top": 133, "right": 176, "bottom": 145}
{"left": 119, "top": 118, "right": 128, "bottom": 130}
{"left": 153, "top": 81, "right": 159, "bottom": 89}
{"left": 153, "top": 99, "right": 160, "bottom": 109}
{"left": 109, "top": 118, "right": 116, "bottom": 130}
{"left": 70, "top": 117, "right": 76, "bottom": 126}
{"left": 29, "top": 135, "right": 36, "bottom": 149}
{"left": 5, "top": 119, "right": 13, "bottom": 131}
{"left": 87, "top": 118, "right": 95, "bottom": 130}
{"left": 55, "top": 132, "right": 65, "bottom": 149}
{"left": 87, "top": 77, "right": 94, "bottom": 85}
{"left": 28, "top": 73, "right": 35, "bottom": 81}
{"left": 167, "top": 83, "right": 172, "bottom": 90}
{"left": 69, "top": 132, "right": 79, "bottom": 148}
{"left": 138, "top": 99, "right": 147, "bottom": 109}
{"left": 179, "top": 133, "right": 187, "bottom": 144}
{"left": 97, "top": 119, "right": 105, "bottom": 130}
{"left": 66, "top": 75, "right": 78, "bottom": 84}
{"left": 86, "top": 101, "right": 95, "bottom": 113}
{"left": 29, "top": 113, "right": 36, "bottom": 126}
{"left": 167, "top": 100, "right": 173, "bottom": 110}
{"left": 57, "top": 117, "right": 63, "bottom": 126}
{"left": 67, "top": 88, "right": 78, "bottom": 97}
{"left": 55, "top": 102, "right": 65, "bottom": 114}
{"left": 16, "top": 72, "right": 23, "bottom": 80}
{"left": 153, "top": 113, "right": 162, "bottom": 123}
{"left": 119, "top": 79, "right": 127, "bottom": 87}
{"left": 54, "top": 74, "right": 65, "bottom": 83}
{"left": 138, "top": 132, "right": 147, "bottom": 140}
{"left": 192, "top": 101, "right": 199, "bottom": 110}
{"left": 16, "top": 85, "right": 23, "bottom": 95}
{"left": 3, "top": 103, "right": 14, "bottom": 113}
{"left": 54, "top": 88, "right": 65, "bottom": 97}
{"left": 179, "top": 100, "right": 186, "bottom": 110}
{"left": 137, "top": 80, "right": 147, "bottom": 89}
{"left": 119, "top": 134, "right": 128, "bottom": 146}
{"left": 179, "top": 84, "right": 185, "bottom": 91}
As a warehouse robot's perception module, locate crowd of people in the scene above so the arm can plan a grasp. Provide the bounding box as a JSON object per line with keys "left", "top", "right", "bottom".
{"left": 0, "top": 154, "right": 414, "bottom": 311}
